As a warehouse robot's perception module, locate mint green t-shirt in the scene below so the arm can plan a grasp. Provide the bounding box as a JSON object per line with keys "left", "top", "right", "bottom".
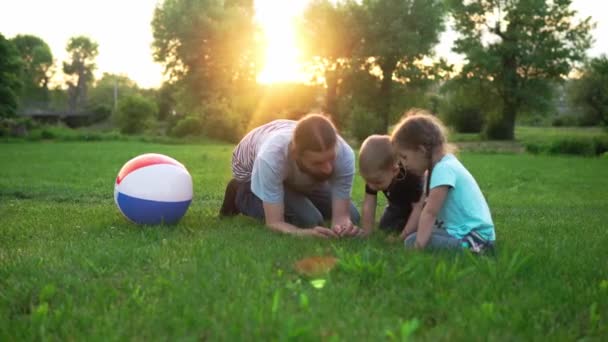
{"left": 430, "top": 154, "right": 496, "bottom": 241}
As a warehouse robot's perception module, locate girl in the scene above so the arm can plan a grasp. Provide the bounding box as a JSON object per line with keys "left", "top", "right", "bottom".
{"left": 391, "top": 109, "right": 495, "bottom": 252}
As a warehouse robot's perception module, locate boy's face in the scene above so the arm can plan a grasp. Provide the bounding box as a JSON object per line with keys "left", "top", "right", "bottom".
{"left": 396, "top": 147, "right": 427, "bottom": 176}
{"left": 364, "top": 166, "right": 398, "bottom": 191}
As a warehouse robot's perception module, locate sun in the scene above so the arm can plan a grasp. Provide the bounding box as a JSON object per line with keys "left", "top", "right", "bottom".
{"left": 255, "top": 0, "right": 310, "bottom": 84}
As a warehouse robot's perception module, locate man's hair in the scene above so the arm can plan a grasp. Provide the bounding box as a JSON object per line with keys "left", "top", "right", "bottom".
{"left": 292, "top": 114, "right": 337, "bottom": 155}
{"left": 359, "top": 135, "right": 395, "bottom": 177}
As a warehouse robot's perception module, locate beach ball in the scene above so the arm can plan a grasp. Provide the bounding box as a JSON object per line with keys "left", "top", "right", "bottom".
{"left": 114, "top": 153, "right": 193, "bottom": 225}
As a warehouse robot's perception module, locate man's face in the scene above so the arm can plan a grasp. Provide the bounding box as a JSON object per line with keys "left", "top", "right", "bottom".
{"left": 296, "top": 148, "right": 337, "bottom": 182}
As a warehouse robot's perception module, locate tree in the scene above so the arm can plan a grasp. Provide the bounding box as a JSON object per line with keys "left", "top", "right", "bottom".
{"left": 10, "top": 34, "right": 53, "bottom": 105}
{"left": 448, "top": 0, "right": 594, "bottom": 139}
{"left": 0, "top": 34, "right": 22, "bottom": 118}
{"left": 114, "top": 95, "right": 158, "bottom": 134}
{"left": 357, "top": 0, "right": 446, "bottom": 132}
{"left": 570, "top": 55, "right": 608, "bottom": 126}
{"left": 151, "top": 0, "right": 262, "bottom": 100}
{"left": 63, "top": 36, "right": 99, "bottom": 112}
{"left": 297, "top": 0, "right": 362, "bottom": 128}
{"left": 89, "top": 73, "right": 139, "bottom": 110}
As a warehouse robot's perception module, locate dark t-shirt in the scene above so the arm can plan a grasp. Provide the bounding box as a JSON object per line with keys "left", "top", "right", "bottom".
{"left": 365, "top": 167, "right": 423, "bottom": 207}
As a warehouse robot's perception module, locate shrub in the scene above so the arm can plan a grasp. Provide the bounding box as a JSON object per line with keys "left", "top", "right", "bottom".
{"left": 548, "top": 138, "right": 595, "bottom": 156}
{"left": 170, "top": 116, "right": 203, "bottom": 137}
{"left": 552, "top": 115, "right": 579, "bottom": 127}
{"left": 524, "top": 135, "right": 608, "bottom": 156}
{"left": 113, "top": 95, "right": 157, "bottom": 134}
{"left": 200, "top": 101, "right": 246, "bottom": 143}
{"left": 349, "top": 105, "right": 383, "bottom": 143}
{"left": 443, "top": 105, "right": 484, "bottom": 133}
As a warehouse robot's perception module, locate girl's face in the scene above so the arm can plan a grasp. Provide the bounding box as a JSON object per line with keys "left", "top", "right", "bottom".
{"left": 396, "top": 147, "right": 428, "bottom": 176}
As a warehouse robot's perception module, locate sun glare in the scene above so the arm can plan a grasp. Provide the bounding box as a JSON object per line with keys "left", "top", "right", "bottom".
{"left": 255, "top": 0, "right": 310, "bottom": 84}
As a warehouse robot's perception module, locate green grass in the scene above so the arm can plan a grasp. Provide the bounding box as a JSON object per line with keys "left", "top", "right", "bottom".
{"left": 1, "top": 141, "right": 608, "bottom": 340}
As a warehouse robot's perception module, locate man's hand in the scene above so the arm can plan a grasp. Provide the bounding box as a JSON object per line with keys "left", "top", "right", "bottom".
{"left": 299, "top": 226, "right": 338, "bottom": 239}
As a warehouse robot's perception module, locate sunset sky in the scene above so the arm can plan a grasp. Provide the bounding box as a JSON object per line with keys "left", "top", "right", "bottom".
{"left": 0, "top": 0, "right": 605, "bottom": 88}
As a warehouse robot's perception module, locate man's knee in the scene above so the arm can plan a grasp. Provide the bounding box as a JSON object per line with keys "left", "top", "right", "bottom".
{"left": 288, "top": 206, "right": 324, "bottom": 228}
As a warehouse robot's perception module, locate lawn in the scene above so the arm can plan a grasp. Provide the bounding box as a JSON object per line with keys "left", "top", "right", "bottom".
{"left": 1, "top": 141, "right": 607, "bottom": 340}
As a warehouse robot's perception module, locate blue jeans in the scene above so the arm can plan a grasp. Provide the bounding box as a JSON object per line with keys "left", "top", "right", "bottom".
{"left": 235, "top": 180, "right": 360, "bottom": 228}
{"left": 404, "top": 228, "right": 463, "bottom": 250}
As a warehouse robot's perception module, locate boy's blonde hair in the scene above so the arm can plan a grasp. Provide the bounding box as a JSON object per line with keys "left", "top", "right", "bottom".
{"left": 359, "top": 135, "right": 396, "bottom": 177}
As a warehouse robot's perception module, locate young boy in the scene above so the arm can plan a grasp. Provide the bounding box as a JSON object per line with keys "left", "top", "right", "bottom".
{"left": 359, "top": 135, "right": 424, "bottom": 238}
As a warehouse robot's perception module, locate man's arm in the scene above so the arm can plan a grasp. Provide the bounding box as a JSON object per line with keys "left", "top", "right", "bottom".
{"left": 263, "top": 202, "right": 337, "bottom": 238}
{"left": 415, "top": 186, "right": 449, "bottom": 249}
{"left": 332, "top": 198, "right": 359, "bottom": 236}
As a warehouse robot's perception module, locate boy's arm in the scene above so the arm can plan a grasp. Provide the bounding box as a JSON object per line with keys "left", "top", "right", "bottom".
{"left": 415, "top": 186, "right": 449, "bottom": 249}
{"left": 360, "top": 193, "right": 377, "bottom": 235}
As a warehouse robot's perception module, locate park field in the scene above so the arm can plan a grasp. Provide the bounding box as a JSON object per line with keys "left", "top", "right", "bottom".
{"left": 1, "top": 141, "right": 607, "bottom": 340}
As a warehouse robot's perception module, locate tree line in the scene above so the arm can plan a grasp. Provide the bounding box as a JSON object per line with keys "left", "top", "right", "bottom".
{"left": 1, "top": 0, "right": 606, "bottom": 141}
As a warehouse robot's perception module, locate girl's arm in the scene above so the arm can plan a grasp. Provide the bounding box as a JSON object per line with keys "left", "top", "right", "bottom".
{"left": 400, "top": 199, "right": 423, "bottom": 240}
{"left": 415, "top": 186, "right": 449, "bottom": 249}
{"left": 360, "top": 193, "right": 377, "bottom": 235}
{"left": 400, "top": 171, "right": 428, "bottom": 240}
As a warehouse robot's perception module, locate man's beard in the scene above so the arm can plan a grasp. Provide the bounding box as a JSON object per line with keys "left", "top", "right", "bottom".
{"left": 296, "top": 159, "right": 332, "bottom": 182}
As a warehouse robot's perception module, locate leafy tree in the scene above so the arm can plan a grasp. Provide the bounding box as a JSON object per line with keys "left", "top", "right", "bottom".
{"left": 357, "top": 0, "right": 446, "bottom": 132}
{"left": 570, "top": 56, "right": 608, "bottom": 126}
{"left": 297, "top": 0, "right": 362, "bottom": 128}
{"left": 63, "top": 36, "right": 99, "bottom": 112}
{"left": 0, "top": 34, "right": 22, "bottom": 117}
{"left": 89, "top": 73, "right": 139, "bottom": 111}
{"left": 10, "top": 34, "right": 53, "bottom": 105}
{"left": 152, "top": 0, "right": 262, "bottom": 100}
{"left": 448, "top": 0, "right": 593, "bottom": 139}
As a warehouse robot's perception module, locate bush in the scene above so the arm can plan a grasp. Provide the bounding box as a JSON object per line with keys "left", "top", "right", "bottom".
{"left": 548, "top": 138, "right": 596, "bottom": 156}
{"left": 200, "top": 101, "right": 246, "bottom": 143}
{"left": 349, "top": 105, "right": 383, "bottom": 143}
{"left": 593, "top": 136, "right": 608, "bottom": 155}
{"left": 113, "top": 95, "right": 157, "bottom": 134}
{"left": 552, "top": 115, "right": 579, "bottom": 127}
{"left": 482, "top": 113, "right": 513, "bottom": 140}
{"left": 443, "top": 105, "right": 484, "bottom": 133}
{"left": 525, "top": 135, "right": 608, "bottom": 156}
{"left": 40, "top": 128, "right": 55, "bottom": 140}
{"left": 170, "top": 116, "right": 203, "bottom": 137}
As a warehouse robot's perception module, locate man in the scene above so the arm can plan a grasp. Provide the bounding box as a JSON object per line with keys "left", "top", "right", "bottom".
{"left": 220, "top": 114, "right": 361, "bottom": 238}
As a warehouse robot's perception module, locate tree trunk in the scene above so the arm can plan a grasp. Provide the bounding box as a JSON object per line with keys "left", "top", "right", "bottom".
{"left": 324, "top": 69, "right": 340, "bottom": 129}
{"left": 487, "top": 53, "right": 518, "bottom": 140}
{"left": 377, "top": 59, "right": 397, "bottom": 134}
